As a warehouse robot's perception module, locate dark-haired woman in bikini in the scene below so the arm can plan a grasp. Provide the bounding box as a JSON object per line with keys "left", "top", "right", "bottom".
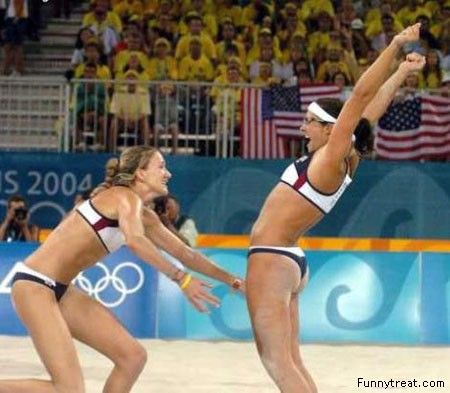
{"left": 246, "top": 25, "right": 425, "bottom": 393}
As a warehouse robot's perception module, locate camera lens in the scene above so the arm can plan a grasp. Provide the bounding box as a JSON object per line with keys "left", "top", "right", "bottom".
{"left": 14, "top": 207, "right": 28, "bottom": 220}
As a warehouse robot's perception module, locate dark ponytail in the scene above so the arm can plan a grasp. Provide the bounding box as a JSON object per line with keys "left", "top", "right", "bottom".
{"left": 354, "top": 118, "right": 374, "bottom": 157}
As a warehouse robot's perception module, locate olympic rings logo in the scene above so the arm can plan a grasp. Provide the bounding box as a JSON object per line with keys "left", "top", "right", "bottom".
{"left": 73, "top": 262, "right": 145, "bottom": 308}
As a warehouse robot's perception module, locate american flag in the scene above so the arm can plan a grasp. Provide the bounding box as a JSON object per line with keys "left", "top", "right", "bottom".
{"left": 240, "top": 84, "right": 341, "bottom": 159}
{"left": 375, "top": 94, "right": 450, "bottom": 160}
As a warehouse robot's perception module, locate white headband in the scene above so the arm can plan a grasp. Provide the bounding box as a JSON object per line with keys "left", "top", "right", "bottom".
{"left": 307, "top": 102, "right": 337, "bottom": 123}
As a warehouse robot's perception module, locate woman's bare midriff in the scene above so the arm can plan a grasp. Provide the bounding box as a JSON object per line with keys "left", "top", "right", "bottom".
{"left": 250, "top": 183, "right": 324, "bottom": 247}
{"left": 24, "top": 211, "right": 108, "bottom": 284}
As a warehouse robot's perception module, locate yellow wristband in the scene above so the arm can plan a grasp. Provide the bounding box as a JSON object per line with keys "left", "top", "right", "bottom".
{"left": 180, "top": 274, "right": 192, "bottom": 290}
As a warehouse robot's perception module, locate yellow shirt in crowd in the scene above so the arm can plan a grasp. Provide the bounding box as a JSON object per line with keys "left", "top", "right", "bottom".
{"left": 115, "top": 70, "right": 149, "bottom": 81}
{"left": 75, "top": 63, "right": 112, "bottom": 80}
{"left": 175, "top": 32, "right": 217, "bottom": 61}
{"left": 246, "top": 40, "right": 282, "bottom": 66}
{"left": 277, "top": 23, "right": 307, "bottom": 44}
{"left": 113, "top": 0, "right": 143, "bottom": 18}
{"left": 422, "top": 71, "right": 441, "bottom": 89}
{"left": 82, "top": 11, "right": 123, "bottom": 33}
{"left": 301, "top": 0, "right": 335, "bottom": 20}
{"left": 141, "top": 0, "right": 160, "bottom": 15}
{"left": 396, "top": 6, "right": 431, "bottom": 27}
{"left": 365, "top": 13, "right": 404, "bottom": 38}
{"left": 316, "top": 60, "right": 352, "bottom": 82}
{"left": 147, "top": 56, "right": 178, "bottom": 80}
{"left": 178, "top": 13, "right": 218, "bottom": 39}
{"left": 178, "top": 54, "right": 214, "bottom": 81}
{"left": 181, "top": 0, "right": 215, "bottom": 14}
{"left": 114, "top": 50, "right": 149, "bottom": 74}
{"left": 210, "top": 74, "right": 244, "bottom": 99}
{"left": 215, "top": 40, "right": 246, "bottom": 65}
{"left": 425, "top": 0, "right": 440, "bottom": 13}
{"left": 110, "top": 89, "right": 151, "bottom": 121}
{"left": 307, "top": 32, "right": 332, "bottom": 56}
{"left": 216, "top": 4, "right": 243, "bottom": 27}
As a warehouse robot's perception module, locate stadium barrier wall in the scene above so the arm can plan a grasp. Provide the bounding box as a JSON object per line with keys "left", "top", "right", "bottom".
{"left": 1, "top": 244, "right": 449, "bottom": 344}
{"left": 1, "top": 153, "right": 450, "bottom": 239}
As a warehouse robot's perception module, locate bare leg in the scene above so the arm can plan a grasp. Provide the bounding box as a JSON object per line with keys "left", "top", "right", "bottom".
{"left": 0, "top": 379, "right": 56, "bottom": 392}
{"left": 109, "top": 117, "right": 118, "bottom": 152}
{"left": 153, "top": 124, "right": 163, "bottom": 149}
{"left": 97, "top": 115, "right": 106, "bottom": 147}
{"left": 60, "top": 286, "right": 147, "bottom": 393}
{"left": 289, "top": 289, "right": 317, "bottom": 393}
{"left": 170, "top": 124, "right": 179, "bottom": 155}
{"left": 0, "top": 281, "right": 85, "bottom": 393}
{"left": 138, "top": 116, "right": 148, "bottom": 145}
{"left": 3, "top": 44, "right": 14, "bottom": 75}
{"left": 14, "top": 45, "right": 24, "bottom": 74}
{"left": 76, "top": 115, "right": 85, "bottom": 148}
{"left": 246, "top": 253, "right": 313, "bottom": 393}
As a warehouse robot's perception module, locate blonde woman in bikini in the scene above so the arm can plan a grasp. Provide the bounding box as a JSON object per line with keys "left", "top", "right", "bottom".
{"left": 0, "top": 146, "right": 244, "bottom": 393}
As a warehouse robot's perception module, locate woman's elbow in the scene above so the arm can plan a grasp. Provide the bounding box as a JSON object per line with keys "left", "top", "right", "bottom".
{"left": 178, "top": 246, "right": 196, "bottom": 266}
{"left": 125, "top": 236, "right": 144, "bottom": 254}
{"left": 351, "top": 86, "right": 373, "bottom": 106}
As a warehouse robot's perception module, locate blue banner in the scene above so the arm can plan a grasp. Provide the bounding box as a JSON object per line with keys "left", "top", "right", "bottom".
{"left": 301, "top": 251, "right": 420, "bottom": 344}
{"left": 0, "top": 242, "right": 38, "bottom": 335}
{"left": 180, "top": 250, "right": 422, "bottom": 344}
{"left": 2, "top": 244, "right": 447, "bottom": 344}
{"left": 420, "top": 253, "right": 450, "bottom": 344}
{"left": 0, "top": 243, "right": 158, "bottom": 338}
{"left": 1, "top": 153, "right": 450, "bottom": 238}
{"left": 184, "top": 249, "right": 250, "bottom": 340}
{"left": 0, "top": 152, "right": 105, "bottom": 228}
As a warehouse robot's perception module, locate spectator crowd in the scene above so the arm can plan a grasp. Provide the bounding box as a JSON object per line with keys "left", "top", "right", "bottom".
{"left": 64, "top": 0, "right": 449, "bottom": 152}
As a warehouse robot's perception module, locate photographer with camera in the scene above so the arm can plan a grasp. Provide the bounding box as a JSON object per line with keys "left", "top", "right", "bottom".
{"left": 0, "top": 195, "right": 39, "bottom": 242}
{"left": 154, "top": 194, "right": 199, "bottom": 247}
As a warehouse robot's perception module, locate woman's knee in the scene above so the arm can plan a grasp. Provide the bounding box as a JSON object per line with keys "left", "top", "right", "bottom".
{"left": 131, "top": 342, "right": 148, "bottom": 373}
{"left": 261, "top": 352, "right": 314, "bottom": 393}
{"left": 260, "top": 351, "right": 300, "bottom": 388}
{"left": 260, "top": 349, "right": 291, "bottom": 374}
{"left": 114, "top": 340, "right": 148, "bottom": 376}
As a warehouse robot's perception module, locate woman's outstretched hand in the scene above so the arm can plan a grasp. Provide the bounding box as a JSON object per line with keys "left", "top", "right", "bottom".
{"left": 392, "top": 23, "right": 421, "bottom": 47}
{"left": 399, "top": 52, "right": 426, "bottom": 74}
{"left": 177, "top": 273, "right": 246, "bottom": 312}
{"left": 180, "top": 275, "right": 221, "bottom": 313}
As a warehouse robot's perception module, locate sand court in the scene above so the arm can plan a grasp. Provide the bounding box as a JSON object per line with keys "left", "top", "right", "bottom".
{"left": 1, "top": 336, "right": 449, "bottom": 392}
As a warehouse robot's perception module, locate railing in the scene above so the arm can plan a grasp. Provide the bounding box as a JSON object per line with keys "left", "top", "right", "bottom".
{"left": 69, "top": 79, "right": 253, "bottom": 157}
{"left": 0, "top": 76, "right": 448, "bottom": 159}
{"left": 0, "top": 76, "right": 69, "bottom": 151}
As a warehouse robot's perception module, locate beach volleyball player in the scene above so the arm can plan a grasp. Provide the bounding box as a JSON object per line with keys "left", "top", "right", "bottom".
{"left": 0, "top": 146, "right": 244, "bottom": 393}
{"left": 246, "top": 25, "right": 425, "bottom": 392}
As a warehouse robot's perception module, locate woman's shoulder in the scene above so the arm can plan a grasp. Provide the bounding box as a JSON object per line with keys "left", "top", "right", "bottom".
{"left": 91, "top": 183, "right": 139, "bottom": 202}
{"left": 301, "top": 147, "right": 343, "bottom": 182}
{"left": 88, "top": 186, "right": 141, "bottom": 218}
